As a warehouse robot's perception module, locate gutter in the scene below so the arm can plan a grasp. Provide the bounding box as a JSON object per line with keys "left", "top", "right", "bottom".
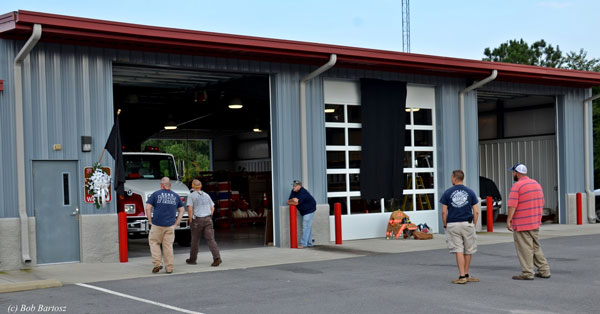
{"left": 584, "top": 93, "right": 600, "bottom": 223}
{"left": 459, "top": 70, "right": 498, "bottom": 183}
{"left": 299, "top": 54, "right": 337, "bottom": 189}
{"left": 14, "top": 23, "right": 42, "bottom": 265}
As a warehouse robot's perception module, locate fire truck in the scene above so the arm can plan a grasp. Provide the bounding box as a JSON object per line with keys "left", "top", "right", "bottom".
{"left": 118, "top": 151, "right": 191, "bottom": 246}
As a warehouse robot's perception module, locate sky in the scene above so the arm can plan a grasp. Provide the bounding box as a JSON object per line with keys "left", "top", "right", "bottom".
{"left": 1, "top": 0, "right": 599, "bottom": 61}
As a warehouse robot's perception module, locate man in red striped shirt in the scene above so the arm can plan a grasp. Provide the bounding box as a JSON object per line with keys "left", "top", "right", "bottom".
{"left": 506, "top": 163, "right": 551, "bottom": 280}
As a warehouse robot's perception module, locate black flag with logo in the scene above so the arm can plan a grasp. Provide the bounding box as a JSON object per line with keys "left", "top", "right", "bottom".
{"left": 104, "top": 116, "right": 126, "bottom": 197}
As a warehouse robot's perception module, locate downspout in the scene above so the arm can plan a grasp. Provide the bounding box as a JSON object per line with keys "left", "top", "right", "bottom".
{"left": 14, "top": 24, "right": 42, "bottom": 264}
{"left": 584, "top": 93, "right": 600, "bottom": 223}
{"left": 459, "top": 70, "right": 498, "bottom": 183}
{"left": 299, "top": 54, "right": 337, "bottom": 189}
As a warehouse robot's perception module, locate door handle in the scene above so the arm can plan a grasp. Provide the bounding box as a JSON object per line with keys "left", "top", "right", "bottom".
{"left": 71, "top": 207, "right": 79, "bottom": 216}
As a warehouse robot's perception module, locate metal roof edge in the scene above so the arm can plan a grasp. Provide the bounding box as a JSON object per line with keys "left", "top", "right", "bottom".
{"left": 2, "top": 10, "right": 600, "bottom": 88}
{"left": 0, "top": 11, "right": 16, "bottom": 33}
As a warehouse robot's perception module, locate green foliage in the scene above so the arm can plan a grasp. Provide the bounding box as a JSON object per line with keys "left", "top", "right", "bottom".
{"left": 141, "top": 139, "right": 211, "bottom": 185}
{"left": 484, "top": 39, "right": 600, "bottom": 188}
{"left": 483, "top": 39, "right": 563, "bottom": 67}
{"left": 563, "top": 49, "right": 600, "bottom": 72}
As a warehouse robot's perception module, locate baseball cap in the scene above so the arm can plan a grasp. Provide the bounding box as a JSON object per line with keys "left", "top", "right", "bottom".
{"left": 292, "top": 180, "right": 302, "bottom": 186}
{"left": 510, "top": 163, "right": 527, "bottom": 174}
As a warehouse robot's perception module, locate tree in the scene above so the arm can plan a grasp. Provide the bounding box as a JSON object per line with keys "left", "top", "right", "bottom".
{"left": 562, "top": 49, "right": 600, "bottom": 72}
{"left": 483, "top": 39, "right": 600, "bottom": 188}
{"left": 483, "top": 39, "right": 563, "bottom": 68}
{"left": 141, "top": 139, "right": 211, "bottom": 185}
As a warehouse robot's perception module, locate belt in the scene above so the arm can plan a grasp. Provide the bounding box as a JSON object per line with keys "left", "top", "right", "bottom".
{"left": 194, "top": 215, "right": 211, "bottom": 219}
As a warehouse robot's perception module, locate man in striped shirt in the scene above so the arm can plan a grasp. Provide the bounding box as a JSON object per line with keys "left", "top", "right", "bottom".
{"left": 506, "top": 163, "right": 551, "bottom": 280}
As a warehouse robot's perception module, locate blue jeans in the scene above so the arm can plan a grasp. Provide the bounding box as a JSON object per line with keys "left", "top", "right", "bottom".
{"left": 300, "top": 212, "right": 315, "bottom": 247}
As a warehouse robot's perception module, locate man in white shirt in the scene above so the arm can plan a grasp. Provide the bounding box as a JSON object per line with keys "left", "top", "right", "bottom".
{"left": 185, "top": 179, "right": 222, "bottom": 267}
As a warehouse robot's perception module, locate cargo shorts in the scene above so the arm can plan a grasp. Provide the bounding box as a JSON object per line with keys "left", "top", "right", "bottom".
{"left": 446, "top": 221, "right": 477, "bottom": 254}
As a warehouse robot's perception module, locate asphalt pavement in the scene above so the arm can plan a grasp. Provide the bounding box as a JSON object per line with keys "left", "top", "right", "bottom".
{"left": 1, "top": 223, "right": 600, "bottom": 314}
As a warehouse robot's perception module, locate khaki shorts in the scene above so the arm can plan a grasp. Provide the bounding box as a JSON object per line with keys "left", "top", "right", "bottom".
{"left": 446, "top": 222, "right": 477, "bottom": 254}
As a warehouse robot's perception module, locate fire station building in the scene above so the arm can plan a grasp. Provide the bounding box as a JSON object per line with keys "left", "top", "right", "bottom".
{"left": 1, "top": 10, "right": 599, "bottom": 270}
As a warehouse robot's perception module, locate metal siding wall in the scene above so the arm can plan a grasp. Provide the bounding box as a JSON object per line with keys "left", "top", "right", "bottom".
{"left": 555, "top": 88, "right": 592, "bottom": 222}
{"left": 464, "top": 89, "right": 481, "bottom": 188}
{"left": 270, "top": 68, "right": 301, "bottom": 245}
{"left": 0, "top": 40, "right": 19, "bottom": 218}
{"left": 19, "top": 43, "right": 115, "bottom": 216}
{"left": 435, "top": 81, "right": 466, "bottom": 232}
{"left": 479, "top": 136, "right": 558, "bottom": 214}
{"left": 306, "top": 77, "right": 327, "bottom": 203}
{"left": 435, "top": 83, "right": 464, "bottom": 167}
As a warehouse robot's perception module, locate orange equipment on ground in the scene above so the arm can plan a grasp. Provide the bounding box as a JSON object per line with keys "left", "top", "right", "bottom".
{"left": 385, "top": 210, "right": 418, "bottom": 239}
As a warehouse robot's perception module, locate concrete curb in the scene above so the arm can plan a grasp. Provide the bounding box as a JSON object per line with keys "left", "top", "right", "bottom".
{"left": 0, "top": 279, "right": 62, "bottom": 294}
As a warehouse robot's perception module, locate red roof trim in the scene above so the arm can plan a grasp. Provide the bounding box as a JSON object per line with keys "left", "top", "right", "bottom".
{"left": 2, "top": 10, "right": 600, "bottom": 88}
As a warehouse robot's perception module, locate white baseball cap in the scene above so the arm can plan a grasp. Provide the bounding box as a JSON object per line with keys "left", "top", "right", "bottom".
{"left": 510, "top": 163, "right": 528, "bottom": 174}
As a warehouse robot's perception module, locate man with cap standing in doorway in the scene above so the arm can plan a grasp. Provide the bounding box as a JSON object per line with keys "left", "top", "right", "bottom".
{"left": 507, "top": 163, "right": 551, "bottom": 280}
{"left": 186, "top": 179, "right": 222, "bottom": 267}
{"left": 287, "top": 180, "right": 317, "bottom": 248}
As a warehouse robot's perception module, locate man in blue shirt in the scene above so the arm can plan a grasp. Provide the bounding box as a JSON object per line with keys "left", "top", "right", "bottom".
{"left": 287, "top": 180, "right": 317, "bottom": 248}
{"left": 440, "top": 170, "right": 480, "bottom": 284}
{"left": 145, "top": 177, "right": 185, "bottom": 274}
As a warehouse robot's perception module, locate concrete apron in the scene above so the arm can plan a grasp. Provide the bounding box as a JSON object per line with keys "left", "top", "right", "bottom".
{"left": 1, "top": 223, "right": 598, "bottom": 294}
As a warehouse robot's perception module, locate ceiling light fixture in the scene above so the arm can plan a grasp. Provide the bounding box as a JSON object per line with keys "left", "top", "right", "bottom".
{"left": 164, "top": 116, "right": 178, "bottom": 130}
{"left": 228, "top": 98, "right": 243, "bottom": 109}
{"left": 324, "top": 108, "right": 335, "bottom": 113}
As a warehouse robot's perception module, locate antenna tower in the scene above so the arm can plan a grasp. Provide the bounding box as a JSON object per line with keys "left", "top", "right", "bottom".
{"left": 401, "top": 0, "right": 410, "bottom": 52}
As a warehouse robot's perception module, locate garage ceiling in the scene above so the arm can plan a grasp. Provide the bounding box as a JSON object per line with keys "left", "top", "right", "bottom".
{"left": 112, "top": 64, "right": 270, "bottom": 149}
{"left": 478, "top": 90, "right": 554, "bottom": 113}
{"left": 113, "top": 64, "right": 245, "bottom": 89}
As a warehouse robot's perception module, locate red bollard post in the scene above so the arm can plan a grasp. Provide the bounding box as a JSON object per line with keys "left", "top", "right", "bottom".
{"left": 486, "top": 196, "right": 493, "bottom": 232}
{"left": 576, "top": 192, "right": 582, "bottom": 225}
{"left": 334, "top": 202, "right": 342, "bottom": 245}
{"left": 289, "top": 205, "right": 298, "bottom": 248}
{"left": 118, "top": 211, "right": 128, "bottom": 263}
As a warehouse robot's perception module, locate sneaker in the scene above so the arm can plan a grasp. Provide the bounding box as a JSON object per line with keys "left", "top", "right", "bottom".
{"left": 512, "top": 274, "right": 534, "bottom": 280}
{"left": 185, "top": 258, "right": 197, "bottom": 265}
{"left": 535, "top": 272, "right": 551, "bottom": 279}
{"left": 297, "top": 246, "right": 305, "bottom": 249}
{"left": 451, "top": 277, "right": 467, "bottom": 284}
{"left": 466, "top": 275, "right": 480, "bottom": 282}
{"left": 211, "top": 258, "right": 222, "bottom": 267}
{"left": 152, "top": 266, "right": 163, "bottom": 273}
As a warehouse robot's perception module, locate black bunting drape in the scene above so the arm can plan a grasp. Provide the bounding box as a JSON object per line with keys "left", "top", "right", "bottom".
{"left": 359, "top": 78, "right": 407, "bottom": 200}
{"left": 104, "top": 116, "right": 126, "bottom": 197}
